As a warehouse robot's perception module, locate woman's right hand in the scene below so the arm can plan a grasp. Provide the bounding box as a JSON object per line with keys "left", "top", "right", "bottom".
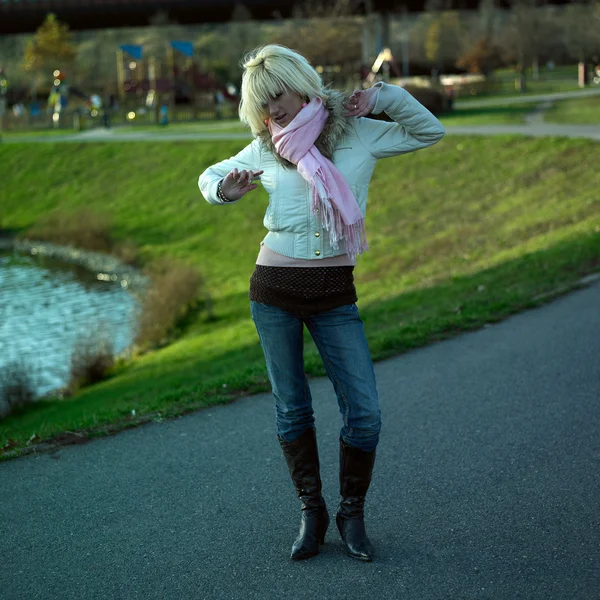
{"left": 221, "top": 168, "right": 264, "bottom": 201}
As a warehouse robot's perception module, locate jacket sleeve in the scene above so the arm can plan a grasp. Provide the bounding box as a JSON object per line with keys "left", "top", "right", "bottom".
{"left": 354, "top": 82, "right": 445, "bottom": 159}
{"left": 198, "top": 139, "right": 262, "bottom": 205}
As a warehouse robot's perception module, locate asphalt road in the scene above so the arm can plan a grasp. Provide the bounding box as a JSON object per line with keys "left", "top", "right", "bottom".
{"left": 1, "top": 280, "right": 599, "bottom": 600}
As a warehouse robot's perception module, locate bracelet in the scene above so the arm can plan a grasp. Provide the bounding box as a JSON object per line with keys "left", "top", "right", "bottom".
{"left": 217, "top": 179, "right": 231, "bottom": 203}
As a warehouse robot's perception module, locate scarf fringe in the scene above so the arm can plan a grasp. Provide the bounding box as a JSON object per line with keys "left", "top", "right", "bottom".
{"left": 270, "top": 99, "right": 369, "bottom": 258}
{"left": 311, "top": 171, "right": 368, "bottom": 259}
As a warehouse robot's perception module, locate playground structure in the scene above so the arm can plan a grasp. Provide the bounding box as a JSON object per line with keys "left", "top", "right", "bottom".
{"left": 0, "top": 40, "right": 237, "bottom": 133}
{"left": 364, "top": 48, "right": 401, "bottom": 86}
{"left": 0, "top": 67, "right": 101, "bottom": 133}
{"left": 115, "top": 41, "right": 236, "bottom": 126}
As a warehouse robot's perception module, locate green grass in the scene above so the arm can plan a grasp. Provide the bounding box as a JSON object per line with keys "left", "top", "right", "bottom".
{"left": 494, "top": 64, "right": 578, "bottom": 80}
{"left": 492, "top": 78, "right": 580, "bottom": 98}
{"left": 1, "top": 135, "right": 600, "bottom": 458}
{"left": 544, "top": 96, "right": 600, "bottom": 125}
{"left": 114, "top": 119, "right": 251, "bottom": 135}
{"left": 441, "top": 103, "right": 538, "bottom": 126}
{"left": 1, "top": 128, "right": 81, "bottom": 140}
{"left": 456, "top": 64, "right": 583, "bottom": 101}
{"left": 1, "top": 119, "right": 251, "bottom": 141}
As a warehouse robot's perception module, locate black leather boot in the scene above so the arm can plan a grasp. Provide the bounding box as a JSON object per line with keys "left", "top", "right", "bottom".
{"left": 278, "top": 428, "right": 329, "bottom": 561}
{"left": 336, "top": 438, "right": 376, "bottom": 561}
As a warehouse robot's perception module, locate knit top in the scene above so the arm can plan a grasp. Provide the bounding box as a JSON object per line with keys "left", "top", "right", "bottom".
{"left": 249, "top": 246, "right": 357, "bottom": 314}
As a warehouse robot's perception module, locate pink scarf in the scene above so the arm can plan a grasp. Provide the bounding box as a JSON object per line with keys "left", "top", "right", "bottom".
{"left": 268, "top": 98, "right": 368, "bottom": 258}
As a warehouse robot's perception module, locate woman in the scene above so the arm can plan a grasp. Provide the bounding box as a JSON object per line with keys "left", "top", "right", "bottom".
{"left": 199, "top": 45, "right": 444, "bottom": 562}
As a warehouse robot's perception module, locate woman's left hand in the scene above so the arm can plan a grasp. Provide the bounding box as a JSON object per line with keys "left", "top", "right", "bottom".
{"left": 344, "top": 87, "right": 379, "bottom": 118}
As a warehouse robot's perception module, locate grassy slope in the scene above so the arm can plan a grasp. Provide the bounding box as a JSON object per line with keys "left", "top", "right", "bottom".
{"left": 544, "top": 96, "right": 600, "bottom": 125}
{"left": 457, "top": 64, "right": 582, "bottom": 100}
{"left": 1, "top": 136, "right": 599, "bottom": 451}
{"left": 115, "top": 120, "right": 251, "bottom": 135}
{"left": 1, "top": 128, "right": 81, "bottom": 140}
{"left": 440, "top": 104, "right": 538, "bottom": 126}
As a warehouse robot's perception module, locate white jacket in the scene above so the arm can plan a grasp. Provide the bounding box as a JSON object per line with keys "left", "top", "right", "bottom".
{"left": 199, "top": 82, "right": 445, "bottom": 260}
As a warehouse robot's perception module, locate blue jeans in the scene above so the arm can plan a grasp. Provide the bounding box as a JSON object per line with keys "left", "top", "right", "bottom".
{"left": 250, "top": 301, "right": 381, "bottom": 452}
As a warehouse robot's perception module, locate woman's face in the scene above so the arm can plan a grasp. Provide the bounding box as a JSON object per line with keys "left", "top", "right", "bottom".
{"left": 266, "top": 89, "right": 305, "bottom": 127}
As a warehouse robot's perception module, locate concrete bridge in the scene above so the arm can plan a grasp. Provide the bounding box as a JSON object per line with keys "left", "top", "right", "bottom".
{"left": 0, "top": 0, "right": 568, "bottom": 35}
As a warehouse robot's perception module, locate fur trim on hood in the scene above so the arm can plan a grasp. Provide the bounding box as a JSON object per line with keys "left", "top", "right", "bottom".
{"left": 257, "top": 90, "right": 353, "bottom": 168}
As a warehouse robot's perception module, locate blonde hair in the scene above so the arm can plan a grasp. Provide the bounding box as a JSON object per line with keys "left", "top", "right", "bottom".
{"left": 239, "top": 45, "right": 325, "bottom": 136}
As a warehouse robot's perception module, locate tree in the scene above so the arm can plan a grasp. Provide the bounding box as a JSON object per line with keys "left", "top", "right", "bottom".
{"left": 478, "top": 0, "right": 500, "bottom": 40}
{"left": 562, "top": 0, "right": 600, "bottom": 73}
{"left": 290, "top": 0, "right": 366, "bottom": 19}
{"left": 0, "top": 35, "right": 27, "bottom": 86}
{"left": 453, "top": 0, "right": 504, "bottom": 76}
{"left": 193, "top": 0, "right": 366, "bottom": 87}
{"left": 74, "top": 28, "right": 124, "bottom": 93}
{"left": 498, "top": 0, "right": 556, "bottom": 90}
{"left": 424, "top": 11, "right": 464, "bottom": 73}
{"left": 136, "top": 11, "right": 187, "bottom": 63}
{"left": 269, "top": 17, "right": 363, "bottom": 71}
{"left": 456, "top": 37, "right": 502, "bottom": 76}
{"left": 194, "top": 6, "right": 266, "bottom": 85}
{"left": 22, "top": 13, "right": 76, "bottom": 78}
{"left": 268, "top": 0, "right": 365, "bottom": 85}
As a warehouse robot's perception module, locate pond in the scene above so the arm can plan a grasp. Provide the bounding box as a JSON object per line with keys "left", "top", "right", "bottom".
{"left": 0, "top": 248, "right": 140, "bottom": 399}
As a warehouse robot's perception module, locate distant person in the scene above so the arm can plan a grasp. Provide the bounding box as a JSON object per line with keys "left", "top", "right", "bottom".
{"left": 199, "top": 45, "right": 444, "bottom": 562}
{"left": 12, "top": 102, "right": 25, "bottom": 118}
{"left": 159, "top": 102, "right": 169, "bottom": 126}
{"left": 445, "top": 85, "right": 455, "bottom": 110}
{"left": 29, "top": 100, "right": 42, "bottom": 118}
{"left": 90, "top": 94, "right": 102, "bottom": 110}
{"left": 47, "top": 89, "right": 58, "bottom": 115}
{"left": 214, "top": 89, "right": 224, "bottom": 120}
{"left": 108, "top": 93, "right": 118, "bottom": 112}
{"left": 0, "top": 69, "right": 7, "bottom": 131}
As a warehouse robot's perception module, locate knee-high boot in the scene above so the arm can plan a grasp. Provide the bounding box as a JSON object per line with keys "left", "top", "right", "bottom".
{"left": 336, "top": 438, "right": 376, "bottom": 561}
{"left": 278, "top": 428, "right": 329, "bottom": 560}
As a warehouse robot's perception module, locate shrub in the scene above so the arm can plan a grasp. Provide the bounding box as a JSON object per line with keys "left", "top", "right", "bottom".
{"left": 24, "top": 208, "right": 140, "bottom": 265}
{"left": 0, "top": 361, "right": 36, "bottom": 418}
{"left": 380, "top": 79, "right": 450, "bottom": 115}
{"left": 135, "top": 259, "right": 204, "bottom": 349}
{"left": 403, "top": 84, "right": 450, "bottom": 115}
{"left": 68, "top": 332, "right": 115, "bottom": 393}
{"left": 24, "top": 209, "right": 114, "bottom": 253}
{"left": 112, "top": 239, "right": 139, "bottom": 266}
{"left": 456, "top": 37, "right": 503, "bottom": 77}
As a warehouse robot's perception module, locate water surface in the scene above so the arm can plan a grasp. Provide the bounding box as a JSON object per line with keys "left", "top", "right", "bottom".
{"left": 0, "top": 249, "right": 139, "bottom": 398}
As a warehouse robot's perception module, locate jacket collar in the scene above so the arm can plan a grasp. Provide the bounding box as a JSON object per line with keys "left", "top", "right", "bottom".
{"left": 257, "top": 90, "right": 352, "bottom": 168}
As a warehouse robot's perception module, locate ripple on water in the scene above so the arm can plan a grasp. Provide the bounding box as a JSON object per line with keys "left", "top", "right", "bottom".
{"left": 0, "top": 250, "right": 140, "bottom": 398}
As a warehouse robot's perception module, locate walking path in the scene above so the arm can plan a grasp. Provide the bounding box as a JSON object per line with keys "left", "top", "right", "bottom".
{"left": 1, "top": 281, "right": 599, "bottom": 599}
{"left": 3, "top": 120, "right": 600, "bottom": 143}
{"left": 2, "top": 89, "right": 599, "bottom": 144}
{"left": 444, "top": 122, "right": 600, "bottom": 141}
{"left": 454, "top": 87, "right": 600, "bottom": 108}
